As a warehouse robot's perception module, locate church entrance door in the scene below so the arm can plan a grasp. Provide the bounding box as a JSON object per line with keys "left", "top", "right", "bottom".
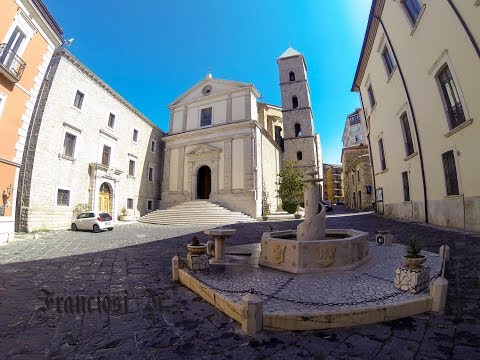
{"left": 197, "top": 166, "right": 211, "bottom": 200}
{"left": 99, "top": 182, "right": 112, "bottom": 213}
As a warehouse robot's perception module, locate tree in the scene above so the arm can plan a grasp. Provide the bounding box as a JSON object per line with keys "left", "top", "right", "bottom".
{"left": 277, "top": 161, "right": 305, "bottom": 214}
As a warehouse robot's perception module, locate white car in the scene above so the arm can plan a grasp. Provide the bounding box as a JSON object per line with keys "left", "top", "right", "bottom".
{"left": 72, "top": 211, "right": 114, "bottom": 232}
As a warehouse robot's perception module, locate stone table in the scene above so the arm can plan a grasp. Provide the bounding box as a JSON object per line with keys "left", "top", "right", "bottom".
{"left": 204, "top": 228, "right": 237, "bottom": 261}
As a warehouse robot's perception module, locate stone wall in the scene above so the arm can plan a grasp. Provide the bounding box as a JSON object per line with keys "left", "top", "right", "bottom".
{"left": 343, "top": 147, "right": 374, "bottom": 211}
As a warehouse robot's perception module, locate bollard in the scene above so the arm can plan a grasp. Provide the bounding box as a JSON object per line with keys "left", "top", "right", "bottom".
{"left": 172, "top": 255, "right": 179, "bottom": 282}
{"left": 430, "top": 277, "right": 448, "bottom": 313}
{"left": 439, "top": 245, "right": 450, "bottom": 261}
{"left": 241, "top": 293, "right": 263, "bottom": 335}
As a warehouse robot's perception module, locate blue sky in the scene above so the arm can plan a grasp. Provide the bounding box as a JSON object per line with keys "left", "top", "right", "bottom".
{"left": 43, "top": 0, "right": 372, "bottom": 164}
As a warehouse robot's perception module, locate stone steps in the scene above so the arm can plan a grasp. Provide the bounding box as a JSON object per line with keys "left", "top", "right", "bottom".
{"left": 138, "top": 201, "right": 256, "bottom": 226}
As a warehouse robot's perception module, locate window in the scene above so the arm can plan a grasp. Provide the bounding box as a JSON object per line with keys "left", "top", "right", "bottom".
{"left": 294, "top": 123, "right": 302, "bottom": 137}
{"left": 62, "top": 132, "right": 77, "bottom": 158}
{"left": 355, "top": 135, "right": 359, "bottom": 143}
{"left": 128, "top": 159, "right": 135, "bottom": 176}
{"left": 101, "top": 145, "right": 111, "bottom": 167}
{"left": 297, "top": 151, "right": 302, "bottom": 160}
{"left": 202, "top": 85, "right": 212, "bottom": 96}
{"left": 147, "top": 199, "right": 153, "bottom": 211}
{"left": 0, "top": 27, "right": 26, "bottom": 74}
{"left": 57, "top": 189, "right": 70, "bottom": 206}
{"left": 292, "top": 96, "right": 298, "bottom": 109}
{"left": 382, "top": 46, "right": 395, "bottom": 75}
{"left": 400, "top": 113, "right": 415, "bottom": 157}
{"left": 150, "top": 140, "right": 156, "bottom": 153}
{"left": 401, "top": 0, "right": 422, "bottom": 24}
{"left": 402, "top": 171, "right": 410, "bottom": 201}
{"left": 108, "top": 113, "right": 115, "bottom": 128}
{"left": 442, "top": 150, "right": 459, "bottom": 196}
{"left": 132, "top": 129, "right": 138, "bottom": 142}
{"left": 0, "top": 94, "right": 6, "bottom": 118}
{"left": 357, "top": 170, "right": 360, "bottom": 181}
{"left": 378, "top": 138, "right": 386, "bottom": 171}
{"left": 358, "top": 191, "right": 362, "bottom": 208}
{"left": 352, "top": 174, "right": 355, "bottom": 185}
{"left": 74, "top": 91, "right": 84, "bottom": 109}
{"left": 367, "top": 85, "right": 376, "bottom": 108}
{"left": 289, "top": 71, "right": 295, "bottom": 81}
{"left": 437, "top": 65, "right": 466, "bottom": 130}
{"left": 201, "top": 107, "right": 212, "bottom": 127}
{"left": 127, "top": 198, "right": 133, "bottom": 209}
{"left": 148, "top": 166, "right": 154, "bottom": 182}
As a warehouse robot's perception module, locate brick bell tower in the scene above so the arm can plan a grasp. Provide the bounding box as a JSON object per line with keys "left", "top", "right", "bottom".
{"left": 277, "top": 47, "right": 323, "bottom": 182}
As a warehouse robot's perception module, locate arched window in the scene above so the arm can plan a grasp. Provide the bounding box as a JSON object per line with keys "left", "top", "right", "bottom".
{"left": 289, "top": 71, "right": 295, "bottom": 81}
{"left": 294, "top": 123, "right": 302, "bottom": 137}
{"left": 292, "top": 95, "right": 298, "bottom": 109}
{"left": 297, "top": 151, "right": 303, "bottom": 160}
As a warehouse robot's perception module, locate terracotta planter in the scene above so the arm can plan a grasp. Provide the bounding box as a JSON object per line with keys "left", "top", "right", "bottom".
{"left": 119, "top": 215, "right": 134, "bottom": 221}
{"left": 294, "top": 213, "right": 302, "bottom": 219}
{"left": 187, "top": 244, "right": 207, "bottom": 255}
{"left": 402, "top": 256, "right": 426, "bottom": 269}
{"left": 262, "top": 216, "right": 269, "bottom": 221}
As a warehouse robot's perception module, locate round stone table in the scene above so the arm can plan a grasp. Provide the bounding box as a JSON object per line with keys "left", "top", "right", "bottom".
{"left": 204, "top": 228, "right": 237, "bottom": 262}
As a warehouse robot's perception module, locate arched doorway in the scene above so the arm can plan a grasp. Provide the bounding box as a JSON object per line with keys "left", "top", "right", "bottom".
{"left": 197, "top": 166, "right": 211, "bottom": 199}
{"left": 99, "top": 182, "right": 112, "bottom": 213}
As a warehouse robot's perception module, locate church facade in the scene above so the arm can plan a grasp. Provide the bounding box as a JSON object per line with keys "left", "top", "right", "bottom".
{"left": 160, "top": 47, "right": 323, "bottom": 218}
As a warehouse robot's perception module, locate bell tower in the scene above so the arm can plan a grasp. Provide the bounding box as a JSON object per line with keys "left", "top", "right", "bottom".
{"left": 277, "top": 47, "right": 322, "bottom": 178}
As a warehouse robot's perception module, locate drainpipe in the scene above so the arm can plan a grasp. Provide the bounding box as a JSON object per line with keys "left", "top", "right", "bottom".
{"left": 373, "top": 15, "right": 429, "bottom": 224}
{"left": 446, "top": 0, "right": 480, "bottom": 59}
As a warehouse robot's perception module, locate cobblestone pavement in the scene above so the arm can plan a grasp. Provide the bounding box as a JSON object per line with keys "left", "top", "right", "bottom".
{"left": 0, "top": 214, "right": 479, "bottom": 359}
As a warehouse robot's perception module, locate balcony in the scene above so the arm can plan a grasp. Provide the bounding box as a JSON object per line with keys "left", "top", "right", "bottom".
{"left": 0, "top": 44, "right": 26, "bottom": 82}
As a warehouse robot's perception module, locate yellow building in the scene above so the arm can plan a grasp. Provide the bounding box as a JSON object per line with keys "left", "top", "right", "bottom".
{"left": 323, "top": 164, "right": 343, "bottom": 202}
{"left": 352, "top": 0, "right": 480, "bottom": 231}
{"left": 0, "top": 0, "right": 63, "bottom": 242}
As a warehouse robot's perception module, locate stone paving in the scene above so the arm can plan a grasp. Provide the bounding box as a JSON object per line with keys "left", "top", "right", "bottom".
{"left": 0, "top": 210, "right": 478, "bottom": 359}
{"left": 190, "top": 244, "right": 442, "bottom": 312}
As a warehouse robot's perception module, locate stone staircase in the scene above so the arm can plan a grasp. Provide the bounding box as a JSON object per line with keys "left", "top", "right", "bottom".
{"left": 138, "top": 201, "right": 257, "bottom": 226}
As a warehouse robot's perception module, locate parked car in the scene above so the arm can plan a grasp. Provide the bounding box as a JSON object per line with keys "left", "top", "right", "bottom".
{"left": 336, "top": 200, "right": 345, "bottom": 205}
{"left": 322, "top": 200, "right": 333, "bottom": 212}
{"left": 72, "top": 211, "right": 114, "bottom": 232}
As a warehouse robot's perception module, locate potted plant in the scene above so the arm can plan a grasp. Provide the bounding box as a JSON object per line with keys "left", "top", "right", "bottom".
{"left": 294, "top": 211, "right": 302, "bottom": 219}
{"left": 402, "top": 237, "right": 426, "bottom": 269}
{"left": 119, "top": 207, "right": 134, "bottom": 221}
{"left": 262, "top": 186, "right": 270, "bottom": 221}
{"left": 187, "top": 235, "right": 207, "bottom": 255}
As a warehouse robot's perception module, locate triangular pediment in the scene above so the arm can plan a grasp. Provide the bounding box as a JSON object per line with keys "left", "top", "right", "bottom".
{"left": 169, "top": 78, "right": 260, "bottom": 108}
{"left": 186, "top": 144, "right": 221, "bottom": 157}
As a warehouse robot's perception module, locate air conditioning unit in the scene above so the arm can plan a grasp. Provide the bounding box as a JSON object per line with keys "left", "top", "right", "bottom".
{"left": 376, "top": 231, "right": 393, "bottom": 246}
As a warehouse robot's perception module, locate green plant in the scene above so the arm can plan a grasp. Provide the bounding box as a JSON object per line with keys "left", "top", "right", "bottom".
{"left": 72, "top": 203, "right": 89, "bottom": 220}
{"left": 262, "top": 183, "right": 270, "bottom": 216}
{"left": 190, "top": 236, "right": 200, "bottom": 246}
{"left": 405, "top": 237, "right": 423, "bottom": 258}
{"left": 277, "top": 161, "right": 305, "bottom": 214}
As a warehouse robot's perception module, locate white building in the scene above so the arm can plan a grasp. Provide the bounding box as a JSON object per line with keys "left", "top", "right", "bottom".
{"left": 16, "top": 49, "right": 164, "bottom": 231}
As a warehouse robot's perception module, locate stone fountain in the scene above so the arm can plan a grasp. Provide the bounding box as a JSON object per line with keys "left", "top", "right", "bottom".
{"left": 259, "top": 171, "right": 370, "bottom": 273}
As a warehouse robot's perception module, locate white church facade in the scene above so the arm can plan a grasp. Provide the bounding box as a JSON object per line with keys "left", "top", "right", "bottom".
{"left": 160, "top": 47, "right": 323, "bottom": 218}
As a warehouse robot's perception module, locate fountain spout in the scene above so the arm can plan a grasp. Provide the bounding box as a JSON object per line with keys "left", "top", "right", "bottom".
{"left": 296, "top": 170, "right": 326, "bottom": 241}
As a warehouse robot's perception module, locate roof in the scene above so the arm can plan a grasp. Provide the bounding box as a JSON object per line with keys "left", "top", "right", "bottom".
{"left": 278, "top": 47, "right": 301, "bottom": 59}
{"left": 31, "top": 0, "right": 64, "bottom": 39}
{"left": 55, "top": 49, "right": 165, "bottom": 135}
{"left": 168, "top": 77, "right": 261, "bottom": 108}
{"left": 351, "top": 0, "right": 386, "bottom": 92}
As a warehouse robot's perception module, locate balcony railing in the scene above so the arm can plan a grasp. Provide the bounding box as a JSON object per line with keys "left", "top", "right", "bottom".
{"left": 0, "top": 44, "right": 26, "bottom": 82}
{"left": 447, "top": 101, "right": 466, "bottom": 130}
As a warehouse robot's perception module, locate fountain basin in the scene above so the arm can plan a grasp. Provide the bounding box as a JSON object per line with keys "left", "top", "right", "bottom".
{"left": 259, "top": 229, "right": 370, "bottom": 273}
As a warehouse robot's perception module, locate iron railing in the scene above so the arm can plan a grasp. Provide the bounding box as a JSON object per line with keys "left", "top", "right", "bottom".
{"left": 447, "top": 101, "right": 466, "bottom": 130}
{"left": 0, "top": 43, "right": 26, "bottom": 82}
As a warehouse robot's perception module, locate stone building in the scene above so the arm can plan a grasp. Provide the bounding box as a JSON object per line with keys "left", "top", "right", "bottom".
{"left": 0, "top": 0, "right": 63, "bottom": 243}
{"left": 342, "top": 108, "right": 366, "bottom": 148}
{"left": 160, "top": 47, "right": 322, "bottom": 217}
{"left": 16, "top": 49, "right": 164, "bottom": 232}
{"left": 277, "top": 48, "right": 323, "bottom": 183}
{"left": 342, "top": 145, "right": 374, "bottom": 211}
{"left": 352, "top": 0, "right": 480, "bottom": 231}
{"left": 323, "top": 164, "right": 343, "bottom": 201}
